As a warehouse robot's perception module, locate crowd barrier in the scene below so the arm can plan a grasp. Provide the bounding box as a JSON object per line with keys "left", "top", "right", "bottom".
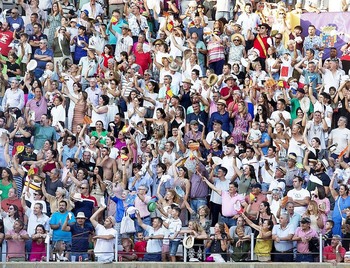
{"left": 1, "top": 232, "right": 349, "bottom": 263}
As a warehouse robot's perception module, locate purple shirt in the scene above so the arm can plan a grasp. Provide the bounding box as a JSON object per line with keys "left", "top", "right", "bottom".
{"left": 26, "top": 97, "right": 48, "bottom": 122}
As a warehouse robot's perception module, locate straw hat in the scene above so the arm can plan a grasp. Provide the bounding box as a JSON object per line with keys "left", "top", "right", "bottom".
{"left": 183, "top": 235, "right": 195, "bottom": 249}
{"left": 206, "top": 73, "right": 218, "bottom": 86}
{"left": 231, "top": 33, "right": 245, "bottom": 43}
{"left": 169, "top": 62, "right": 179, "bottom": 72}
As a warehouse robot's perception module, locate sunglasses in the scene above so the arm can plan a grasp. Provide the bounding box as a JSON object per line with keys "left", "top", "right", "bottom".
{"left": 80, "top": 187, "right": 88, "bottom": 189}
{"left": 233, "top": 39, "right": 240, "bottom": 42}
{"left": 8, "top": 207, "right": 14, "bottom": 210}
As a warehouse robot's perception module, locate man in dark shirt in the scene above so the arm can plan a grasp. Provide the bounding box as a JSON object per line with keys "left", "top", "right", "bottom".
{"left": 62, "top": 212, "right": 94, "bottom": 261}
{"left": 18, "top": 143, "right": 37, "bottom": 170}
{"left": 76, "top": 149, "right": 96, "bottom": 176}
{"left": 28, "top": 23, "right": 48, "bottom": 54}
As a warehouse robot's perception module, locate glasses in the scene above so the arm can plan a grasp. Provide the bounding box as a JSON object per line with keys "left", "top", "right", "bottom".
{"left": 275, "top": 37, "right": 282, "bottom": 39}
{"left": 257, "top": 108, "right": 262, "bottom": 111}
{"left": 233, "top": 39, "right": 240, "bottom": 42}
{"left": 8, "top": 207, "right": 14, "bottom": 210}
{"left": 80, "top": 187, "right": 87, "bottom": 189}
{"left": 11, "top": 12, "right": 17, "bottom": 14}
{"left": 279, "top": 13, "right": 286, "bottom": 15}
{"left": 121, "top": 38, "right": 124, "bottom": 44}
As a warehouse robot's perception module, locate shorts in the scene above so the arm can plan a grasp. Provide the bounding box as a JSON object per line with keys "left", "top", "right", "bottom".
{"left": 162, "top": 244, "right": 170, "bottom": 253}
{"left": 169, "top": 240, "right": 180, "bottom": 257}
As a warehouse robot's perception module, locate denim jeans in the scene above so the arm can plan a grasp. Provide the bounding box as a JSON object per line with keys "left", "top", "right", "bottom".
{"left": 190, "top": 198, "right": 207, "bottom": 215}
{"left": 296, "top": 253, "right": 314, "bottom": 262}
{"left": 221, "top": 216, "right": 237, "bottom": 228}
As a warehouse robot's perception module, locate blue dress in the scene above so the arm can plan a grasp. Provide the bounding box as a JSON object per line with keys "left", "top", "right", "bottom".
{"left": 332, "top": 195, "right": 350, "bottom": 236}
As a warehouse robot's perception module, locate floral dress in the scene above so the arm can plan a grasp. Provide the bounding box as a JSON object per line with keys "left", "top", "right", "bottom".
{"left": 47, "top": 13, "right": 62, "bottom": 48}
{"left": 231, "top": 113, "right": 252, "bottom": 144}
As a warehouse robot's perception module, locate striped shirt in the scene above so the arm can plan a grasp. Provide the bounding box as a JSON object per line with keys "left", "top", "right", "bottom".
{"left": 207, "top": 40, "right": 225, "bottom": 64}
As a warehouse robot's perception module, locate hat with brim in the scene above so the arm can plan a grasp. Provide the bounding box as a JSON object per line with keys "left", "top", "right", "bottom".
{"left": 169, "top": 62, "right": 179, "bottom": 72}
{"left": 182, "top": 78, "right": 193, "bottom": 85}
{"left": 183, "top": 235, "right": 195, "bottom": 249}
{"left": 76, "top": 212, "right": 87, "bottom": 219}
{"left": 288, "top": 153, "right": 297, "bottom": 161}
{"left": 327, "top": 144, "right": 337, "bottom": 154}
{"left": 318, "top": 159, "right": 329, "bottom": 169}
{"left": 231, "top": 33, "right": 245, "bottom": 43}
{"left": 147, "top": 201, "right": 157, "bottom": 212}
{"left": 217, "top": 99, "right": 227, "bottom": 107}
{"left": 27, "top": 59, "right": 37, "bottom": 72}
{"left": 224, "top": 75, "right": 236, "bottom": 82}
{"left": 276, "top": 166, "right": 286, "bottom": 175}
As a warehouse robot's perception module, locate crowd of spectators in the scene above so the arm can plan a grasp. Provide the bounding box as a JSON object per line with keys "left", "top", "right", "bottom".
{"left": 0, "top": 0, "right": 350, "bottom": 264}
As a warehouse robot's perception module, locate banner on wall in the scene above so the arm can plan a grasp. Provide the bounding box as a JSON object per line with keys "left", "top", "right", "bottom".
{"left": 299, "top": 12, "right": 350, "bottom": 58}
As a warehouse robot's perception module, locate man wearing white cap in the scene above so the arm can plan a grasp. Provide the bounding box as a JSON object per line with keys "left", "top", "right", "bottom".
{"left": 90, "top": 205, "right": 117, "bottom": 263}
{"left": 62, "top": 212, "right": 94, "bottom": 261}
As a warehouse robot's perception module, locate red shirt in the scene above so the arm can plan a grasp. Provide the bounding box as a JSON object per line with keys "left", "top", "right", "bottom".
{"left": 134, "top": 240, "right": 147, "bottom": 259}
{"left": 134, "top": 51, "right": 151, "bottom": 74}
{"left": 323, "top": 245, "right": 346, "bottom": 261}
{"left": 0, "top": 30, "right": 14, "bottom": 57}
{"left": 220, "top": 85, "right": 239, "bottom": 106}
{"left": 253, "top": 35, "right": 270, "bottom": 59}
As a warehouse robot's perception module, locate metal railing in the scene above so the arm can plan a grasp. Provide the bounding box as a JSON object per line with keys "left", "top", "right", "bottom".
{"left": 1, "top": 233, "right": 347, "bottom": 262}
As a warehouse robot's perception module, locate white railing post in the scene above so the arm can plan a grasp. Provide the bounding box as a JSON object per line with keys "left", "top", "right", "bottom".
{"left": 319, "top": 233, "right": 323, "bottom": 263}
{"left": 183, "top": 234, "right": 187, "bottom": 263}
{"left": 114, "top": 233, "right": 118, "bottom": 262}
{"left": 2, "top": 240, "right": 6, "bottom": 262}
{"left": 45, "top": 233, "right": 50, "bottom": 262}
{"left": 250, "top": 233, "right": 254, "bottom": 261}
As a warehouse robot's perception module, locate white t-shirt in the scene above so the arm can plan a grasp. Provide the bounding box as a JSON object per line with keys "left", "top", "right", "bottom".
{"left": 221, "top": 155, "right": 242, "bottom": 181}
{"left": 287, "top": 188, "right": 310, "bottom": 216}
{"left": 329, "top": 127, "right": 350, "bottom": 155}
{"left": 145, "top": 225, "right": 165, "bottom": 253}
{"left": 210, "top": 178, "right": 230, "bottom": 204}
{"left": 94, "top": 224, "right": 117, "bottom": 262}
{"left": 259, "top": 156, "right": 278, "bottom": 184}
{"left": 270, "top": 110, "right": 291, "bottom": 127}
{"left": 167, "top": 217, "right": 182, "bottom": 241}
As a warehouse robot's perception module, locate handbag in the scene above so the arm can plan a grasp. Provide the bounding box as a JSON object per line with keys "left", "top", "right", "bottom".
{"left": 120, "top": 212, "right": 136, "bottom": 234}
{"left": 83, "top": 115, "right": 92, "bottom": 124}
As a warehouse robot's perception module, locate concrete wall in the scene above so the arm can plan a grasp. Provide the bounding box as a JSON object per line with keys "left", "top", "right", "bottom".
{"left": 0, "top": 262, "right": 349, "bottom": 268}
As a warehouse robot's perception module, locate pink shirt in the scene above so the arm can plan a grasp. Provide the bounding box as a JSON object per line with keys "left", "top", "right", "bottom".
{"left": 221, "top": 191, "right": 245, "bottom": 217}
{"left": 295, "top": 227, "right": 318, "bottom": 253}
{"left": 6, "top": 229, "right": 27, "bottom": 259}
{"left": 135, "top": 195, "right": 151, "bottom": 218}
